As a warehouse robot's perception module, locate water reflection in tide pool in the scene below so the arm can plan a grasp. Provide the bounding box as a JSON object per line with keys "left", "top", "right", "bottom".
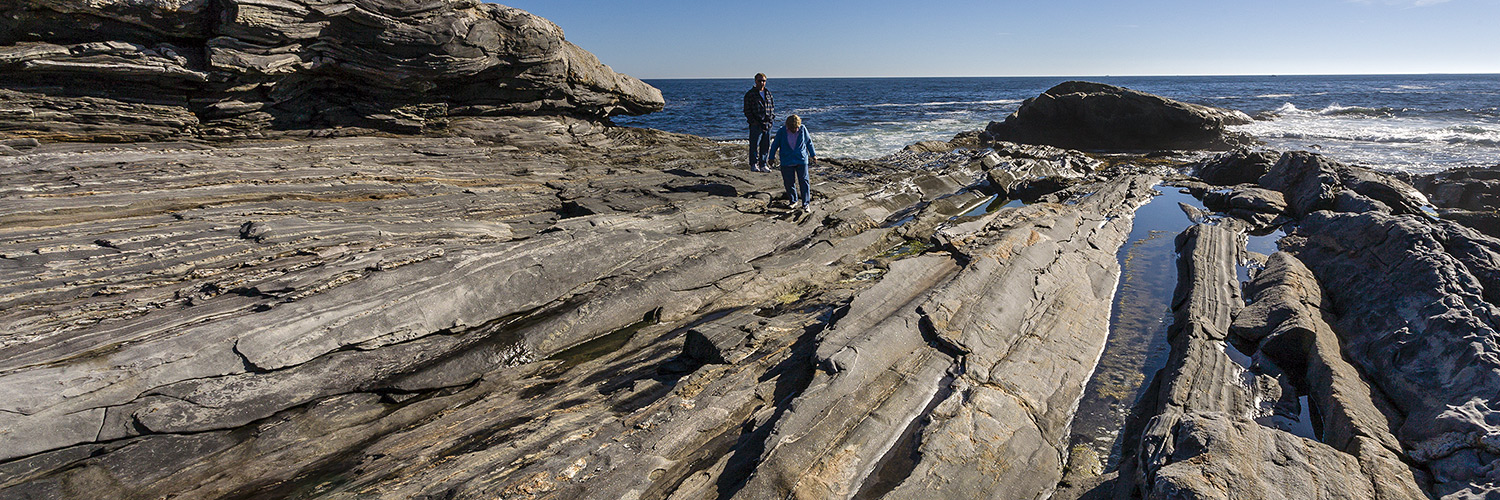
{"left": 1068, "top": 187, "right": 1206, "bottom": 470}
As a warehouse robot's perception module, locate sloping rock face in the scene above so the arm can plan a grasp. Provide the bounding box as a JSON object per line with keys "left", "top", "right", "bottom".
{"left": 984, "top": 81, "right": 1253, "bottom": 152}
{"left": 1110, "top": 149, "right": 1498, "bottom": 499}
{"left": 0, "top": 111, "right": 1203, "bottom": 499}
{"left": 0, "top": 123, "right": 970, "bottom": 498}
{"left": 1283, "top": 211, "right": 1500, "bottom": 499}
{"left": 1113, "top": 224, "right": 1425, "bottom": 499}
{"left": 0, "top": 0, "right": 663, "bottom": 140}
{"left": 734, "top": 175, "right": 1160, "bottom": 500}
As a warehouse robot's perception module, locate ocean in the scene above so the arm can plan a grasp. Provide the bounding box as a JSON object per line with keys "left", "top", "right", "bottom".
{"left": 613, "top": 74, "right": 1500, "bottom": 174}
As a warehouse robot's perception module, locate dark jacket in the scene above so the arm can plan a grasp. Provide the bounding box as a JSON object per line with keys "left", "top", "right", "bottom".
{"left": 744, "top": 87, "right": 774, "bottom": 127}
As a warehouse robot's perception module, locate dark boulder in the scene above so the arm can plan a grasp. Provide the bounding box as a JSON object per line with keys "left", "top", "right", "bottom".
{"left": 0, "top": 1, "right": 663, "bottom": 140}
{"left": 1202, "top": 184, "right": 1287, "bottom": 229}
{"left": 1411, "top": 165, "right": 1500, "bottom": 212}
{"left": 984, "top": 81, "right": 1253, "bottom": 152}
{"left": 1194, "top": 147, "right": 1280, "bottom": 186}
{"left": 1411, "top": 165, "right": 1500, "bottom": 238}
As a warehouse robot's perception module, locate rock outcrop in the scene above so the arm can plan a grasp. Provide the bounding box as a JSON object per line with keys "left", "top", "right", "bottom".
{"left": 1412, "top": 165, "right": 1500, "bottom": 238}
{"left": 1195, "top": 147, "right": 1280, "bottom": 186}
{"left": 1259, "top": 150, "right": 1431, "bottom": 218}
{"left": 4, "top": 7, "right": 1496, "bottom": 495}
{"left": 984, "top": 81, "right": 1253, "bottom": 152}
{"left": 972, "top": 141, "right": 1103, "bottom": 202}
{"left": 0, "top": 0, "right": 663, "bottom": 140}
{"left": 1111, "top": 217, "right": 1428, "bottom": 500}
{"left": 1282, "top": 210, "right": 1500, "bottom": 499}
{"left": 1105, "top": 149, "right": 1499, "bottom": 500}
{"left": 0, "top": 105, "right": 1196, "bottom": 499}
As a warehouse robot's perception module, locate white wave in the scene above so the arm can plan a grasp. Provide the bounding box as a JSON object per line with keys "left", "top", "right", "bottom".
{"left": 811, "top": 117, "right": 991, "bottom": 159}
{"left": 1250, "top": 92, "right": 1328, "bottom": 99}
{"left": 1265, "top": 102, "right": 1402, "bottom": 118}
{"left": 792, "top": 99, "right": 1020, "bottom": 115}
{"left": 1270, "top": 102, "right": 1308, "bottom": 116}
{"left": 1234, "top": 111, "right": 1500, "bottom": 173}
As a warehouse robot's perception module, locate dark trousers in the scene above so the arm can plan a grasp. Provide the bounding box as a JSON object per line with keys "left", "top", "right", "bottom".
{"left": 780, "top": 162, "right": 811, "bottom": 205}
{"left": 748, "top": 125, "right": 771, "bottom": 168}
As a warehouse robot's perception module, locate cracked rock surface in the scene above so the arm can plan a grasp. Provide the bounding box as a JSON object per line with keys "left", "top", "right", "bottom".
{"left": 0, "top": 1, "right": 662, "bottom": 140}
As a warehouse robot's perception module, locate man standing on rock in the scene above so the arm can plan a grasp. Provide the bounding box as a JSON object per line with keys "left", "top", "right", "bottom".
{"left": 744, "top": 73, "right": 775, "bottom": 172}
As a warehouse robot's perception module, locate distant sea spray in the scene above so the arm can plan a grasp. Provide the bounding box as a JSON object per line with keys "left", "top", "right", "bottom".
{"left": 615, "top": 74, "right": 1500, "bottom": 173}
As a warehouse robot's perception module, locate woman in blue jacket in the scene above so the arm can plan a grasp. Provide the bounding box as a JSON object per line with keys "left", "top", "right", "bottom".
{"left": 767, "top": 114, "right": 817, "bottom": 211}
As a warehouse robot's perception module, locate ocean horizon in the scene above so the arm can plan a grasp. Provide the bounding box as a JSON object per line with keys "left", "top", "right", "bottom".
{"left": 615, "top": 73, "right": 1500, "bottom": 174}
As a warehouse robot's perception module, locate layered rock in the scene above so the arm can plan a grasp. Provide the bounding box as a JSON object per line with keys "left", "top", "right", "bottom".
{"left": 1259, "top": 150, "right": 1430, "bottom": 218}
{"left": 0, "top": 115, "right": 1024, "bottom": 498}
{"left": 735, "top": 174, "right": 1159, "bottom": 500}
{"left": 1282, "top": 211, "right": 1500, "bottom": 499}
{"left": 0, "top": 1, "right": 663, "bottom": 140}
{"left": 1232, "top": 252, "right": 1427, "bottom": 499}
{"left": 1114, "top": 224, "right": 1426, "bottom": 500}
{"left": 984, "top": 81, "right": 1253, "bottom": 151}
{"left": 1162, "top": 148, "right": 1500, "bottom": 499}
{"left": 971, "top": 141, "right": 1104, "bottom": 202}
{"left": 0, "top": 112, "right": 1210, "bottom": 499}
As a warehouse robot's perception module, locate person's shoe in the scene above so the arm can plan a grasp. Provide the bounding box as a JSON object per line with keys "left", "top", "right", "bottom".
{"left": 800, "top": 202, "right": 811, "bottom": 212}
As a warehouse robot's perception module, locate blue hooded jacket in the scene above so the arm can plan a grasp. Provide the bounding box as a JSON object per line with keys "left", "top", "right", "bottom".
{"left": 768, "top": 126, "right": 816, "bottom": 166}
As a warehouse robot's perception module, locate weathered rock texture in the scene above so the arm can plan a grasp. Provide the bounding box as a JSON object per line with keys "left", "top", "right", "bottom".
{"left": 0, "top": 122, "right": 933, "bottom": 498}
{"left": 1163, "top": 149, "right": 1500, "bottom": 499}
{"left": 1233, "top": 252, "right": 1427, "bottom": 500}
{"left": 0, "top": 98, "right": 1231, "bottom": 499}
{"left": 1195, "top": 147, "right": 1279, "bottom": 186}
{"left": 1283, "top": 210, "right": 1500, "bottom": 499}
{"left": 2, "top": 31, "right": 1491, "bottom": 496}
{"left": 736, "top": 175, "right": 1160, "bottom": 500}
{"left": 974, "top": 141, "right": 1103, "bottom": 202}
{"left": 1259, "top": 151, "right": 1430, "bottom": 218}
{"left": 0, "top": 104, "right": 1207, "bottom": 499}
{"left": 984, "top": 81, "right": 1253, "bottom": 152}
{"left": 1114, "top": 223, "right": 1426, "bottom": 500}
{"left": 1412, "top": 165, "right": 1500, "bottom": 238}
{"left": 0, "top": 0, "right": 663, "bottom": 140}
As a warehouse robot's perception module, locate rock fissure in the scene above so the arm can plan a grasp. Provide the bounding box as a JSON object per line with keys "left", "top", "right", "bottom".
{"left": 0, "top": 26, "right": 1490, "bottom": 497}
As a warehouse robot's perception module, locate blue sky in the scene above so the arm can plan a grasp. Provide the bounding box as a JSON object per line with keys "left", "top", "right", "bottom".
{"left": 496, "top": 0, "right": 1500, "bottom": 79}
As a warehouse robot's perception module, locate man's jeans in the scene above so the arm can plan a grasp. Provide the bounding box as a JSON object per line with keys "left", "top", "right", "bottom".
{"left": 748, "top": 124, "right": 771, "bottom": 169}
{"left": 780, "top": 162, "right": 811, "bottom": 205}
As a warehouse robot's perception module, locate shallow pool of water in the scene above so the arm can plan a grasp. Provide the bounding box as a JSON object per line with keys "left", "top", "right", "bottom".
{"left": 1069, "top": 187, "right": 1206, "bottom": 469}
{"left": 954, "top": 194, "right": 1025, "bottom": 218}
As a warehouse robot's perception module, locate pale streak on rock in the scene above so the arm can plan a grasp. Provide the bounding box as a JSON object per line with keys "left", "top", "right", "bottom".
{"left": 733, "top": 254, "right": 960, "bottom": 499}
{"left": 875, "top": 175, "right": 1158, "bottom": 500}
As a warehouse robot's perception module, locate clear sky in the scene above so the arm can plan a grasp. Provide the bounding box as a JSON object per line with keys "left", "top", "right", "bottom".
{"left": 495, "top": 0, "right": 1500, "bottom": 79}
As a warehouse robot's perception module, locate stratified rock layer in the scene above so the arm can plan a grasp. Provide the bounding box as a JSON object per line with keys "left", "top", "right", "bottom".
{"left": 0, "top": 0, "right": 663, "bottom": 140}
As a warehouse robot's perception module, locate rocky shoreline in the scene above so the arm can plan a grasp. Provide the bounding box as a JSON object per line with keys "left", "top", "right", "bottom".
{"left": 4, "top": 2, "right": 1500, "bottom": 499}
